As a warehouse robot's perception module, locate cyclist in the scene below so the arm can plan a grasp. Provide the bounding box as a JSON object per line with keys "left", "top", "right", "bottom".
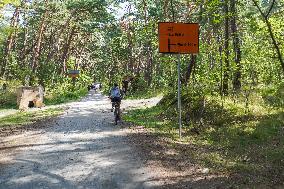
{"left": 109, "top": 83, "right": 122, "bottom": 112}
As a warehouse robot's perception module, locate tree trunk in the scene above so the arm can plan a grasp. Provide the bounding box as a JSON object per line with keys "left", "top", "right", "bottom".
{"left": 145, "top": 44, "right": 153, "bottom": 87}
{"left": 61, "top": 27, "right": 76, "bottom": 74}
{"left": 185, "top": 54, "right": 196, "bottom": 84}
{"left": 231, "top": 0, "right": 242, "bottom": 91}
{"left": 46, "top": 15, "right": 73, "bottom": 66}
{"left": 1, "top": 7, "right": 20, "bottom": 77}
{"left": 30, "top": 9, "right": 48, "bottom": 84}
{"left": 252, "top": 0, "right": 284, "bottom": 73}
{"left": 163, "top": 0, "right": 169, "bottom": 19}
{"left": 223, "top": 0, "right": 230, "bottom": 95}
{"left": 127, "top": 29, "right": 134, "bottom": 72}
{"left": 218, "top": 35, "right": 223, "bottom": 96}
{"left": 264, "top": 18, "right": 284, "bottom": 73}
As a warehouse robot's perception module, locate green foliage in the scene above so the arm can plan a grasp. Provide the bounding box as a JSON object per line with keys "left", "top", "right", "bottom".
{"left": 0, "top": 0, "right": 20, "bottom": 8}
{"left": 0, "top": 108, "right": 63, "bottom": 127}
{"left": 0, "top": 79, "right": 20, "bottom": 109}
{"left": 45, "top": 81, "right": 88, "bottom": 105}
{"left": 261, "top": 82, "right": 284, "bottom": 107}
{"left": 125, "top": 88, "right": 164, "bottom": 100}
{"left": 0, "top": 90, "right": 17, "bottom": 109}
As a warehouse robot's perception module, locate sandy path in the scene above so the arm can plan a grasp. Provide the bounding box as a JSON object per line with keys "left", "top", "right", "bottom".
{"left": 0, "top": 91, "right": 161, "bottom": 189}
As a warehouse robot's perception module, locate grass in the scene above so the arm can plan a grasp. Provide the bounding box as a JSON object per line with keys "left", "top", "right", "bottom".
{"left": 0, "top": 91, "right": 18, "bottom": 109}
{"left": 123, "top": 92, "right": 284, "bottom": 185}
{"left": 0, "top": 108, "right": 64, "bottom": 127}
{"left": 124, "top": 106, "right": 174, "bottom": 132}
{"left": 124, "top": 88, "right": 164, "bottom": 100}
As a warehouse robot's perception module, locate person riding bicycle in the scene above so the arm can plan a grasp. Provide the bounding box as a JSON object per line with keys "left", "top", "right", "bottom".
{"left": 109, "top": 83, "right": 122, "bottom": 112}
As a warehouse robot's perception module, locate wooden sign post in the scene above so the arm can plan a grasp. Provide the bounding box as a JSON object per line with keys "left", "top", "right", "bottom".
{"left": 68, "top": 70, "right": 80, "bottom": 78}
{"left": 68, "top": 70, "right": 80, "bottom": 90}
{"left": 158, "top": 22, "right": 199, "bottom": 139}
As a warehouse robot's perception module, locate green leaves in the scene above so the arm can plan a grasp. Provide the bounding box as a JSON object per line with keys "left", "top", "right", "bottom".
{"left": 0, "top": 0, "right": 20, "bottom": 8}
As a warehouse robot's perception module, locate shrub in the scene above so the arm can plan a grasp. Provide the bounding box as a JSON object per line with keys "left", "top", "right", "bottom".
{"left": 261, "top": 82, "right": 284, "bottom": 107}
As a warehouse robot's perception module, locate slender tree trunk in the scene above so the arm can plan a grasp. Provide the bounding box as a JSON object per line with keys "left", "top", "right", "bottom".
{"left": 231, "top": 0, "right": 242, "bottom": 91}
{"left": 252, "top": 0, "right": 284, "bottom": 73}
{"left": 145, "top": 44, "right": 153, "bottom": 87}
{"left": 185, "top": 54, "right": 196, "bottom": 84}
{"left": 127, "top": 30, "right": 134, "bottom": 72}
{"left": 163, "top": 0, "right": 170, "bottom": 19}
{"left": 19, "top": 2, "right": 30, "bottom": 69}
{"left": 126, "top": 4, "right": 134, "bottom": 73}
{"left": 30, "top": 9, "right": 48, "bottom": 84}
{"left": 46, "top": 15, "right": 73, "bottom": 67}
{"left": 264, "top": 18, "right": 284, "bottom": 73}
{"left": 218, "top": 35, "right": 223, "bottom": 96}
{"left": 0, "top": 7, "right": 20, "bottom": 77}
{"left": 223, "top": 0, "right": 230, "bottom": 95}
{"left": 61, "top": 27, "right": 76, "bottom": 74}
{"left": 19, "top": 1, "right": 37, "bottom": 68}
{"left": 45, "top": 31, "right": 56, "bottom": 63}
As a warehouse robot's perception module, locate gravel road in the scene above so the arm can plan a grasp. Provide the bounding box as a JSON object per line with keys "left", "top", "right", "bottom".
{"left": 0, "top": 90, "right": 162, "bottom": 189}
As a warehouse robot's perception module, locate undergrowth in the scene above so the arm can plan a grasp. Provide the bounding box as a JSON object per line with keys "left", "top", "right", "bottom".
{"left": 124, "top": 88, "right": 164, "bottom": 99}
{"left": 45, "top": 86, "right": 88, "bottom": 105}
{"left": 123, "top": 89, "right": 284, "bottom": 185}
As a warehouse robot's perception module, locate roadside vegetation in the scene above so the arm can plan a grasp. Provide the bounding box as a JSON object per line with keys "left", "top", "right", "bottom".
{"left": 0, "top": 107, "right": 63, "bottom": 128}
{"left": 0, "top": 79, "right": 89, "bottom": 110}
{"left": 0, "top": 79, "right": 87, "bottom": 127}
{"left": 124, "top": 83, "right": 284, "bottom": 186}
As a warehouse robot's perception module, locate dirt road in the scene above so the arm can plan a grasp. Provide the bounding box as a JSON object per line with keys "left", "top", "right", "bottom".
{"left": 0, "top": 91, "right": 161, "bottom": 189}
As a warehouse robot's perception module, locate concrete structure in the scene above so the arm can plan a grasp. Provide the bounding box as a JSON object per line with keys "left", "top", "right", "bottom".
{"left": 17, "top": 86, "right": 44, "bottom": 110}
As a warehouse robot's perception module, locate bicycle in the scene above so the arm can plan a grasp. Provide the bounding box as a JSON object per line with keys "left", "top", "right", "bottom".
{"left": 113, "top": 101, "right": 121, "bottom": 125}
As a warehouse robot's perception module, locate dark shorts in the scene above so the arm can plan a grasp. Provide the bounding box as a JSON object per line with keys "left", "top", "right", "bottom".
{"left": 111, "top": 97, "right": 121, "bottom": 103}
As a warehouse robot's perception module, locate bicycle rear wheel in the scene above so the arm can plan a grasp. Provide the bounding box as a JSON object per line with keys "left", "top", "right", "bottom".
{"left": 114, "top": 108, "right": 119, "bottom": 125}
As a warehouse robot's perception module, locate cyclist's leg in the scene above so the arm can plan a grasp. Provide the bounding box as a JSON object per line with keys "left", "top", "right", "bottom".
{"left": 113, "top": 99, "right": 120, "bottom": 124}
{"left": 111, "top": 97, "right": 115, "bottom": 112}
{"left": 112, "top": 97, "right": 119, "bottom": 111}
{"left": 117, "top": 98, "right": 122, "bottom": 120}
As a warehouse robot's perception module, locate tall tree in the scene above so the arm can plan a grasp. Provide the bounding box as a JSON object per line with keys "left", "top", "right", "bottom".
{"left": 0, "top": 4, "right": 20, "bottom": 77}
{"left": 223, "top": 0, "right": 230, "bottom": 95}
{"left": 252, "top": 0, "right": 284, "bottom": 73}
{"left": 231, "top": 0, "right": 242, "bottom": 91}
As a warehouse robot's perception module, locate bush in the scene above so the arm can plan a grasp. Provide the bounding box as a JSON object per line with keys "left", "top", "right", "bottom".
{"left": 0, "top": 91, "right": 17, "bottom": 109}
{"left": 261, "top": 82, "right": 284, "bottom": 107}
{"left": 45, "top": 86, "right": 87, "bottom": 105}
{"left": 43, "top": 77, "right": 88, "bottom": 105}
{"left": 0, "top": 80, "right": 20, "bottom": 109}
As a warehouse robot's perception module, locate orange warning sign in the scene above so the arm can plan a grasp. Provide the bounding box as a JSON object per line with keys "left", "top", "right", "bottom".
{"left": 158, "top": 22, "right": 199, "bottom": 54}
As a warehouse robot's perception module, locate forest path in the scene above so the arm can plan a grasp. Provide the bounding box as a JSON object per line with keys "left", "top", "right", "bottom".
{"left": 0, "top": 90, "right": 161, "bottom": 189}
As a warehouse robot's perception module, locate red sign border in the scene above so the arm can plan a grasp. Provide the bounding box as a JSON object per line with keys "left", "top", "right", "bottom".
{"left": 158, "top": 22, "right": 200, "bottom": 54}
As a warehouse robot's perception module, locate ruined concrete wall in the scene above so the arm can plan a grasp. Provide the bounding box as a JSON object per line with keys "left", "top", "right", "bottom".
{"left": 17, "top": 86, "right": 44, "bottom": 110}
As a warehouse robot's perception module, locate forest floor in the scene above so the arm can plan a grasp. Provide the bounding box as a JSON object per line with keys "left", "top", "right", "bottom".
{"left": 0, "top": 90, "right": 282, "bottom": 188}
